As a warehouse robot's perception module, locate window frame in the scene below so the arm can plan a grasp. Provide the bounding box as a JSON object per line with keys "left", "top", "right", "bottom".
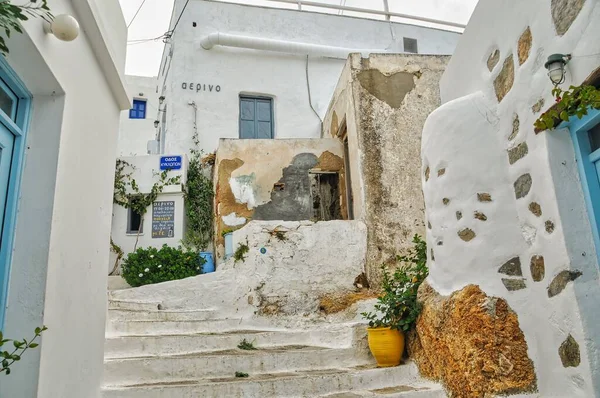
{"left": 239, "top": 95, "right": 274, "bottom": 139}
{"left": 126, "top": 202, "right": 144, "bottom": 235}
{"left": 129, "top": 98, "right": 147, "bottom": 120}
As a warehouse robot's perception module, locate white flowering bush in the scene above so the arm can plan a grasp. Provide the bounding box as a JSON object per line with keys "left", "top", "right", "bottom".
{"left": 122, "top": 245, "right": 205, "bottom": 287}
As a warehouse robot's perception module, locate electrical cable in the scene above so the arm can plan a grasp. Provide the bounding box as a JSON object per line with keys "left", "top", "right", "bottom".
{"left": 127, "top": 0, "right": 148, "bottom": 28}
{"left": 305, "top": 55, "right": 323, "bottom": 131}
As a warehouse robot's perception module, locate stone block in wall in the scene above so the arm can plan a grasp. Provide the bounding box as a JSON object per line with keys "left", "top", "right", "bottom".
{"left": 551, "top": 0, "right": 586, "bottom": 36}
{"left": 408, "top": 281, "right": 537, "bottom": 397}
{"left": 494, "top": 55, "right": 515, "bottom": 102}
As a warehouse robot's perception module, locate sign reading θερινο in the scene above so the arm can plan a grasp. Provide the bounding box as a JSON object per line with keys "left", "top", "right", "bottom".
{"left": 160, "top": 156, "right": 182, "bottom": 170}
{"left": 152, "top": 201, "right": 175, "bottom": 239}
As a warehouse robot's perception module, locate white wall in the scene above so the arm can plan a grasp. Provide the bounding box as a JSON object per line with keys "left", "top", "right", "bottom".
{"left": 424, "top": 0, "right": 600, "bottom": 395}
{"left": 0, "top": 1, "right": 128, "bottom": 397}
{"left": 155, "top": 0, "right": 461, "bottom": 155}
{"left": 118, "top": 75, "right": 160, "bottom": 157}
{"left": 110, "top": 155, "right": 188, "bottom": 273}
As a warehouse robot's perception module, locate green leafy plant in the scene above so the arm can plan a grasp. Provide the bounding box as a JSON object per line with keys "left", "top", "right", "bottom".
{"left": 0, "top": 1, "right": 52, "bottom": 56}
{"left": 535, "top": 85, "right": 600, "bottom": 131}
{"left": 270, "top": 230, "right": 287, "bottom": 241}
{"left": 235, "top": 371, "right": 249, "bottom": 378}
{"left": 1, "top": 326, "right": 47, "bottom": 375}
{"left": 361, "top": 235, "right": 428, "bottom": 332}
{"left": 221, "top": 228, "right": 234, "bottom": 237}
{"left": 234, "top": 243, "right": 249, "bottom": 263}
{"left": 113, "top": 160, "right": 181, "bottom": 253}
{"left": 237, "top": 338, "right": 257, "bottom": 350}
{"left": 109, "top": 238, "right": 125, "bottom": 276}
{"left": 182, "top": 126, "right": 214, "bottom": 252}
{"left": 121, "top": 245, "right": 205, "bottom": 287}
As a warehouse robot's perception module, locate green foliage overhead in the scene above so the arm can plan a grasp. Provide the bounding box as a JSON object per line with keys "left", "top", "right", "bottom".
{"left": 1, "top": 326, "right": 47, "bottom": 375}
{"left": 362, "top": 235, "right": 428, "bottom": 332}
{"left": 535, "top": 85, "right": 600, "bottom": 131}
{"left": 121, "top": 245, "right": 205, "bottom": 287}
{"left": 0, "top": 1, "right": 52, "bottom": 56}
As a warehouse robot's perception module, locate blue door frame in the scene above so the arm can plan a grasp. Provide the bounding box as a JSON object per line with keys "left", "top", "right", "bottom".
{"left": 0, "top": 57, "right": 31, "bottom": 328}
{"left": 568, "top": 108, "right": 600, "bottom": 267}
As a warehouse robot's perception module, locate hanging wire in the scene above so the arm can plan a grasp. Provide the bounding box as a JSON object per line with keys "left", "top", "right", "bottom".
{"left": 127, "top": 0, "right": 148, "bottom": 28}
{"left": 127, "top": 0, "right": 191, "bottom": 46}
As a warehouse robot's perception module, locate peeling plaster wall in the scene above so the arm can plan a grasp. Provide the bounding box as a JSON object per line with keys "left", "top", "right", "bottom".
{"left": 213, "top": 138, "right": 344, "bottom": 259}
{"left": 323, "top": 54, "right": 449, "bottom": 283}
{"left": 421, "top": 0, "right": 600, "bottom": 395}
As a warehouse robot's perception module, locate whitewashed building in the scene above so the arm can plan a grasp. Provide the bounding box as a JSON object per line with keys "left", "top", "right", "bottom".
{"left": 111, "top": 0, "right": 464, "bottom": 267}
{"left": 0, "top": 1, "right": 129, "bottom": 397}
{"left": 417, "top": 0, "right": 600, "bottom": 396}
{"left": 118, "top": 0, "right": 463, "bottom": 156}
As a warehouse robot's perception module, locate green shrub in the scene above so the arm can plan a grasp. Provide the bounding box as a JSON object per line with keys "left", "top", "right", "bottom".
{"left": 122, "top": 245, "right": 206, "bottom": 287}
{"left": 362, "top": 235, "right": 428, "bottom": 332}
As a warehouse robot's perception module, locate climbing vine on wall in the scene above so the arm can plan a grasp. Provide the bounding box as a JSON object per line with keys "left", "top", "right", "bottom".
{"left": 181, "top": 130, "right": 214, "bottom": 252}
{"left": 0, "top": 0, "right": 52, "bottom": 56}
{"left": 110, "top": 159, "right": 181, "bottom": 275}
{"left": 534, "top": 85, "right": 600, "bottom": 131}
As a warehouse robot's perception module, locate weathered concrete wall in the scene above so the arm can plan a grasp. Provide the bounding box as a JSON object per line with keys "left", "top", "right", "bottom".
{"left": 420, "top": 0, "right": 600, "bottom": 395}
{"left": 110, "top": 220, "right": 367, "bottom": 317}
{"left": 213, "top": 139, "right": 345, "bottom": 259}
{"left": 323, "top": 54, "right": 449, "bottom": 283}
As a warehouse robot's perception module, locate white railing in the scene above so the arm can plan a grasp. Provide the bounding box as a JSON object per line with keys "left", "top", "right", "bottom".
{"left": 263, "top": 0, "right": 467, "bottom": 29}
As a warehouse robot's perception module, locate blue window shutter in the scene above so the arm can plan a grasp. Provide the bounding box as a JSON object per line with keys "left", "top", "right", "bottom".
{"left": 239, "top": 96, "right": 273, "bottom": 139}
{"left": 130, "top": 99, "right": 147, "bottom": 119}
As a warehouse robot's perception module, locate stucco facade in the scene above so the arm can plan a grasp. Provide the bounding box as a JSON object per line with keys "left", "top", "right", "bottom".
{"left": 323, "top": 53, "right": 449, "bottom": 282}
{"left": 418, "top": 0, "right": 600, "bottom": 396}
{"left": 110, "top": 155, "right": 188, "bottom": 275}
{"left": 0, "top": 1, "right": 129, "bottom": 397}
{"left": 151, "top": 0, "right": 461, "bottom": 156}
{"left": 118, "top": 75, "right": 160, "bottom": 157}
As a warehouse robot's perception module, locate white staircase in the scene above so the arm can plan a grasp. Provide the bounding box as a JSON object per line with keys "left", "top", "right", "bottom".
{"left": 101, "top": 298, "right": 446, "bottom": 397}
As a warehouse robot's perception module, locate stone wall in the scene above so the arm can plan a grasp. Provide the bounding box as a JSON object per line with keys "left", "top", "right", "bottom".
{"left": 419, "top": 0, "right": 600, "bottom": 396}
{"left": 323, "top": 54, "right": 449, "bottom": 284}
{"left": 213, "top": 139, "right": 345, "bottom": 259}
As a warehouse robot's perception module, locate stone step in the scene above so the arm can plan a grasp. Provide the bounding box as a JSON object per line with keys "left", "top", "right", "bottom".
{"left": 105, "top": 327, "right": 354, "bottom": 359}
{"left": 102, "top": 363, "right": 431, "bottom": 398}
{"left": 107, "top": 318, "right": 247, "bottom": 336}
{"left": 108, "top": 308, "right": 217, "bottom": 322}
{"left": 321, "top": 385, "right": 446, "bottom": 397}
{"left": 108, "top": 299, "right": 161, "bottom": 311}
{"left": 103, "top": 346, "right": 371, "bottom": 387}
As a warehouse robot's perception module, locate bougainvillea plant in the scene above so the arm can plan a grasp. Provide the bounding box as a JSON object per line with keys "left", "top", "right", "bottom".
{"left": 534, "top": 85, "right": 600, "bottom": 131}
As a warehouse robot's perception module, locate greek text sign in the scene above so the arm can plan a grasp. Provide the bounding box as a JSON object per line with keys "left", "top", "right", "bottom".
{"left": 181, "top": 82, "right": 221, "bottom": 93}
{"left": 152, "top": 201, "right": 175, "bottom": 239}
{"left": 160, "top": 155, "right": 182, "bottom": 170}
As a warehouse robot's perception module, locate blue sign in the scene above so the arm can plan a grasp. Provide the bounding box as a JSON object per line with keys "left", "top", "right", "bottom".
{"left": 160, "top": 156, "right": 182, "bottom": 170}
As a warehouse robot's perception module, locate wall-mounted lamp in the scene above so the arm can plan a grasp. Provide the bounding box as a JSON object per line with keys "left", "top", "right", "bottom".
{"left": 43, "top": 14, "right": 80, "bottom": 42}
{"left": 159, "top": 96, "right": 166, "bottom": 105}
{"left": 154, "top": 120, "right": 160, "bottom": 128}
{"left": 544, "top": 54, "right": 572, "bottom": 86}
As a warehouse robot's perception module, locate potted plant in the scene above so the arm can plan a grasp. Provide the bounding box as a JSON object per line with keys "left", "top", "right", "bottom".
{"left": 362, "top": 235, "right": 428, "bottom": 367}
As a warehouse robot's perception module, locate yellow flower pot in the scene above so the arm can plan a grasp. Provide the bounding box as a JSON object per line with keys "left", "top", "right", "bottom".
{"left": 367, "top": 326, "right": 404, "bottom": 367}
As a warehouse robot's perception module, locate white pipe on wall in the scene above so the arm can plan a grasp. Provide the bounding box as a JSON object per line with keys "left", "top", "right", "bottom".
{"left": 199, "top": 32, "right": 388, "bottom": 59}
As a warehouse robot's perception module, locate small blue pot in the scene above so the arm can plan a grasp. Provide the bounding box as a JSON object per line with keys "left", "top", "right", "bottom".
{"left": 200, "top": 252, "right": 215, "bottom": 273}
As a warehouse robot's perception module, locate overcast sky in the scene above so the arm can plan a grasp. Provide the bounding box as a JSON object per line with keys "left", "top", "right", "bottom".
{"left": 119, "top": 0, "right": 479, "bottom": 77}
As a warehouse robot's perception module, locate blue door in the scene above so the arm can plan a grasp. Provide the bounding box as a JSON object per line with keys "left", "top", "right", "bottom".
{"left": 239, "top": 96, "right": 273, "bottom": 139}
{"left": 0, "top": 62, "right": 30, "bottom": 328}
{"left": 570, "top": 109, "right": 600, "bottom": 266}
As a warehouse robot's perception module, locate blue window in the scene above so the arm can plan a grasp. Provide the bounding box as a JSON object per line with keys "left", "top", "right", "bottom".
{"left": 129, "top": 99, "right": 147, "bottom": 119}
{"left": 239, "top": 96, "right": 273, "bottom": 139}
